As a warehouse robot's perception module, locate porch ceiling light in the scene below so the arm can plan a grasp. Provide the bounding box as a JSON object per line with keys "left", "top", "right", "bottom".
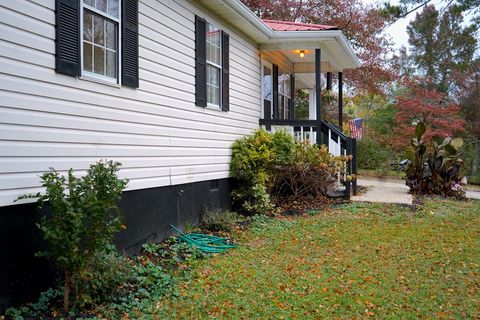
{"left": 299, "top": 50, "right": 305, "bottom": 58}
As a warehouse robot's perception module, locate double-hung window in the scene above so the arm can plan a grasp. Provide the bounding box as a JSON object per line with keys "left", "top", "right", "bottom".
{"left": 81, "top": 0, "right": 120, "bottom": 83}
{"left": 206, "top": 23, "right": 221, "bottom": 106}
{"left": 55, "top": 0, "right": 138, "bottom": 88}
{"left": 270, "top": 64, "right": 294, "bottom": 120}
{"left": 195, "top": 16, "right": 229, "bottom": 111}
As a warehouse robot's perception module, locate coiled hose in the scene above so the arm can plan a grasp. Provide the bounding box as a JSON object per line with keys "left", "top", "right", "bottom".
{"left": 170, "top": 225, "right": 237, "bottom": 253}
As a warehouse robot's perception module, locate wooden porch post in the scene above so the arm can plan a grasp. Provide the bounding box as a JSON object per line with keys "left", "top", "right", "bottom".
{"left": 315, "top": 48, "right": 322, "bottom": 145}
{"left": 338, "top": 71, "right": 343, "bottom": 132}
{"left": 326, "top": 72, "right": 332, "bottom": 91}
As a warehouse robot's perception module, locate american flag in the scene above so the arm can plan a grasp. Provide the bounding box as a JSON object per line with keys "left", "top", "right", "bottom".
{"left": 349, "top": 118, "right": 363, "bottom": 139}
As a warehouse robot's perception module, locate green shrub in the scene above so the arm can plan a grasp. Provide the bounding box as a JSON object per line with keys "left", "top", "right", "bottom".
{"left": 230, "top": 129, "right": 294, "bottom": 215}
{"left": 230, "top": 129, "right": 348, "bottom": 214}
{"left": 200, "top": 209, "right": 239, "bottom": 232}
{"left": 76, "top": 246, "right": 133, "bottom": 307}
{"left": 106, "top": 239, "right": 207, "bottom": 316}
{"left": 357, "top": 137, "right": 394, "bottom": 170}
{"left": 17, "top": 160, "right": 128, "bottom": 313}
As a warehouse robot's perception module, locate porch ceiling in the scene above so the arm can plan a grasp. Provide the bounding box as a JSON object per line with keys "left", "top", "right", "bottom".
{"left": 296, "top": 73, "right": 326, "bottom": 90}
{"left": 260, "top": 35, "right": 359, "bottom": 72}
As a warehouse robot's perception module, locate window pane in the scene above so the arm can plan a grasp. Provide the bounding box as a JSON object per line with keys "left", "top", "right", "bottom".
{"left": 107, "top": 0, "right": 119, "bottom": 17}
{"left": 106, "top": 50, "right": 116, "bottom": 78}
{"left": 96, "top": 0, "right": 107, "bottom": 13}
{"left": 83, "top": 42, "right": 93, "bottom": 72}
{"left": 105, "top": 21, "right": 116, "bottom": 50}
{"left": 263, "top": 73, "right": 272, "bottom": 101}
{"left": 207, "top": 65, "right": 219, "bottom": 86}
{"left": 84, "top": 0, "right": 94, "bottom": 6}
{"left": 278, "top": 73, "right": 285, "bottom": 95}
{"left": 206, "top": 23, "right": 221, "bottom": 65}
{"left": 83, "top": 11, "right": 93, "bottom": 42}
{"left": 93, "top": 15, "right": 105, "bottom": 46}
{"left": 284, "top": 74, "right": 291, "bottom": 97}
{"left": 94, "top": 46, "right": 105, "bottom": 75}
{"left": 207, "top": 65, "right": 220, "bottom": 105}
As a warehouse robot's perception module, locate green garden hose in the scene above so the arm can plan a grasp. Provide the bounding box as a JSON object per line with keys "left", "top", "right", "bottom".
{"left": 170, "top": 225, "right": 237, "bottom": 253}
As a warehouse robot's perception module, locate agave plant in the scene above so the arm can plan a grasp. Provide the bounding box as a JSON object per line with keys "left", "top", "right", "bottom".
{"left": 405, "top": 122, "right": 465, "bottom": 198}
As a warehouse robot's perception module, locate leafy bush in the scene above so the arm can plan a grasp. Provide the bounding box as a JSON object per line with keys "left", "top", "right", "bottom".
{"left": 76, "top": 246, "right": 133, "bottom": 307}
{"left": 405, "top": 122, "right": 466, "bottom": 198}
{"left": 200, "top": 209, "right": 239, "bottom": 232}
{"left": 357, "top": 137, "right": 394, "bottom": 170}
{"left": 5, "top": 249, "right": 133, "bottom": 319}
{"left": 271, "top": 143, "right": 348, "bottom": 199}
{"left": 230, "top": 129, "right": 294, "bottom": 215}
{"left": 17, "top": 160, "right": 128, "bottom": 313}
{"left": 106, "top": 239, "right": 207, "bottom": 316}
{"left": 230, "top": 130, "right": 348, "bottom": 214}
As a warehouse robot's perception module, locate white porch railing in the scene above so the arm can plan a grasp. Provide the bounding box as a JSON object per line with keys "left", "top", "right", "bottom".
{"left": 269, "top": 124, "right": 345, "bottom": 157}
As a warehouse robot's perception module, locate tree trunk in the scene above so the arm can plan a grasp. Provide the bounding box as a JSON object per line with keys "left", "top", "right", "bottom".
{"left": 64, "top": 271, "right": 70, "bottom": 314}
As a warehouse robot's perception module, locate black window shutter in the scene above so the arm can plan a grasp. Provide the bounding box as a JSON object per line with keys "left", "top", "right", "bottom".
{"left": 272, "top": 64, "right": 279, "bottom": 119}
{"left": 195, "top": 15, "right": 207, "bottom": 107}
{"left": 55, "top": 0, "right": 80, "bottom": 76}
{"left": 289, "top": 74, "right": 295, "bottom": 120}
{"left": 122, "top": 0, "right": 139, "bottom": 88}
{"left": 221, "top": 31, "right": 230, "bottom": 111}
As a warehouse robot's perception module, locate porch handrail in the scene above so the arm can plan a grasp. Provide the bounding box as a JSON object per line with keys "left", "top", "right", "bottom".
{"left": 320, "top": 120, "right": 346, "bottom": 143}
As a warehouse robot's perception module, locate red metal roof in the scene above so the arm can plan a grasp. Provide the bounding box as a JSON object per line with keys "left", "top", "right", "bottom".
{"left": 263, "top": 19, "right": 338, "bottom": 31}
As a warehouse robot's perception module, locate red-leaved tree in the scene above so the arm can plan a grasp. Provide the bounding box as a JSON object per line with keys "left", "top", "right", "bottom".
{"left": 392, "top": 78, "right": 464, "bottom": 150}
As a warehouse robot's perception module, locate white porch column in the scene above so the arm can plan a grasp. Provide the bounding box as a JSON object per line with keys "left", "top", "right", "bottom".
{"left": 308, "top": 89, "right": 316, "bottom": 120}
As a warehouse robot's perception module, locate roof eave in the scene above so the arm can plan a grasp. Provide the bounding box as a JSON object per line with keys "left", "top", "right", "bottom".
{"left": 220, "top": 0, "right": 273, "bottom": 40}
{"left": 260, "top": 30, "right": 362, "bottom": 70}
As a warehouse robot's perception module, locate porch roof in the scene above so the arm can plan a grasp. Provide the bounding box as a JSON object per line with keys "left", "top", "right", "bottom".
{"left": 196, "top": 0, "right": 362, "bottom": 71}
{"left": 263, "top": 19, "right": 338, "bottom": 31}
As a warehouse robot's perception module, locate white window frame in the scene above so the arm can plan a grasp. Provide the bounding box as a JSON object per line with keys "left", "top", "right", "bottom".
{"left": 206, "top": 22, "right": 222, "bottom": 108}
{"left": 261, "top": 59, "right": 273, "bottom": 119}
{"left": 80, "top": 0, "right": 121, "bottom": 85}
{"left": 278, "top": 69, "right": 291, "bottom": 119}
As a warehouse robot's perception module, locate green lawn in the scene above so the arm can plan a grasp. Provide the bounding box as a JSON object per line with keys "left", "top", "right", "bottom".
{"left": 153, "top": 199, "right": 480, "bottom": 319}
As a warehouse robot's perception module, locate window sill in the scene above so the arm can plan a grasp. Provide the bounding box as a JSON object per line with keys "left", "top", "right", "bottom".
{"left": 206, "top": 103, "right": 227, "bottom": 112}
{"left": 79, "top": 75, "right": 121, "bottom": 88}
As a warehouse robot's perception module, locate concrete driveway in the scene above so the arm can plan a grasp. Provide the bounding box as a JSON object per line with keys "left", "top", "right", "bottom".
{"left": 352, "top": 178, "right": 413, "bottom": 205}
{"left": 352, "top": 178, "right": 480, "bottom": 204}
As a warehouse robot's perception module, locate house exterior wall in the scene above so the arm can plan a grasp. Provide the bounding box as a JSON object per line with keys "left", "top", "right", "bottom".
{"left": 0, "top": 0, "right": 262, "bottom": 207}
{"left": 0, "top": 0, "right": 261, "bottom": 311}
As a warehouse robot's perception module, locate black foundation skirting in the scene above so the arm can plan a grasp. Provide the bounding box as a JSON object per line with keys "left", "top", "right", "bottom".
{"left": 0, "top": 178, "right": 231, "bottom": 313}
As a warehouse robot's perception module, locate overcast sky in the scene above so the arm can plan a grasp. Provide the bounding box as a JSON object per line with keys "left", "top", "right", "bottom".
{"left": 362, "top": 0, "right": 450, "bottom": 50}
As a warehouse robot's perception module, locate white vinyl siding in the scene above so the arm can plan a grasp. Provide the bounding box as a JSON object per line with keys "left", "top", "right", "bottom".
{"left": 0, "top": 0, "right": 262, "bottom": 207}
